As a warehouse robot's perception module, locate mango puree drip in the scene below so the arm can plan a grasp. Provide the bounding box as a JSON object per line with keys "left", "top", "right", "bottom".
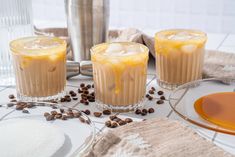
{"left": 155, "top": 29, "right": 207, "bottom": 55}
{"left": 91, "top": 43, "right": 148, "bottom": 94}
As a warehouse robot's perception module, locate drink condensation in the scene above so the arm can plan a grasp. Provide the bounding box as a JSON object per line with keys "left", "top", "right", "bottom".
{"left": 0, "top": 0, "right": 33, "bottom": 86}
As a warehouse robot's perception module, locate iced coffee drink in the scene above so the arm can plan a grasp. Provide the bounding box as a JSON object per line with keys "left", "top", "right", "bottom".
{"left": 91, "top": 42, "right": 149, "bottom": 111}
{"left": 10, "top": 36, "right": 66, "bottom": 101}
{"left": 155, "top": 29, "right": 207, "bottom": 89}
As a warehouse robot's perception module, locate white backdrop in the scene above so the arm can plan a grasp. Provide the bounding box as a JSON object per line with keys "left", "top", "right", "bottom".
{"left": 32, "top": 0, "right": 235, "bottom": 33}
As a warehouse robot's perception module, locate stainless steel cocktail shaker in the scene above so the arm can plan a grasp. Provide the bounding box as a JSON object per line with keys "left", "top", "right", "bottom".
{"left": 65, "top": 0, "right": 109, "bottom": 62}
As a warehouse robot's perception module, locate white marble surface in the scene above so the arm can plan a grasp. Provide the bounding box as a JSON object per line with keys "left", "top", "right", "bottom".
{"left": 1, "top": 32, "right": 235, "bottom": 155}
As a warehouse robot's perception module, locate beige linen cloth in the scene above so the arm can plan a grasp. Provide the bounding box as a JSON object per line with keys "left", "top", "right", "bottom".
{"left": 86, "top": 118, "right": 234, "bottom": 157}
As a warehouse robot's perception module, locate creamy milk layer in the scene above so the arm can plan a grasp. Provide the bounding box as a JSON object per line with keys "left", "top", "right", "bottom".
{"left": 91, "top": 42, "right": 149, "bottom": 110}
{"left": 10, "top": 36, "right": 66, "bottom": 99}
{"left": 155, "top": 29, "right": 207, "bottom": 89}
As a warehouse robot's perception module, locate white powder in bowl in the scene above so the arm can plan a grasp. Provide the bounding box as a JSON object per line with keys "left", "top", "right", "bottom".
{"left": 0, "top": 118, "right": 65, "bottom": 157}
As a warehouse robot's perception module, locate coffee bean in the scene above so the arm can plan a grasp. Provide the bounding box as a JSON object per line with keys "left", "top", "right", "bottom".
{"left": 148, "top": 108, "right": 155, "bottom": 113}
{"left": 105, "top": 120, "right": 111, "bottom": 127}
{"left": 84, "top": 101, "right": 89, "bottom": 105}
{"left": 51, "top": 110, "right": 57, "bottom": 116}
{"left": 103, "top": 109, "right": 111, "bottom": 115}
{"left": 74, "top": 112, "right": 82, "bottom": 118}
{"left": 81, "top": 93, "right": 87, "bottom": 98}
{"left": 16, "top": 105, "right": 24, "bottom": 110}
{"left": 55, "top": 113, "right": 62, "bottom": 119}
{"left": 88, "top": 98, "right": 95, "bottom": 102}
{"left": 135, "top": 109, "right": 141, "bottom": 115}
{"left": 69, "top": 90, "right": 74, "bottom": 95}
{"left": 80, "top": 83, "right": 85, "bottom": 88}
{"left": 7, "top": 103, "right": 14, "bottom": 107}
{"left": 66, "top": 97, "right": 71, "bottom": 102}
{"left": 92, "top": 84, "right": 94, "bottom": 88}
{"left": 22, "top": 109, "right": 29, "bottom": 114}
{"left": 148, "top": 90, "right": 154, "bottom": 94}
{"left": 118, "top": 120, "right": 127, "bottom": 126}
{"left": 46, "top": 115, "right": 54, "bottom": 121}
{"left": 151, "top": 87, "right": 156, "bottom": 91}
{"left": 83, "top": 109, "right": 90, "bottom": 115}
{"left": 44, "top": 112, "right": 50, "bottom": 117}
{"left": 71, "top": 92, "right": 77, "bottom": 97}
{"left": 79, "top": 117, "right": 86, "bottom": 123}
{"left": 8, "top": 94, "right": 15, "bottom": 99}
{"left": 10, "top": 99, "right": 17, "bottom": 102}
{"left": 72, "top": 97, "right": 78, "bottom": 100}
{"left": 145, "top": 94, "right": 150, "bottom": 98}
{"left": 60, "top": 108, "right": 64, "bottom": 113}
{"left": 60, "top": 98, "right": 66, "bottom": 102}
{"left": 65, "top": 95, "right": 71, "bottom": 98}
{"left": 142, "top": 109, "right": 148, "bottom": 113}
{"left": 113, "top": 117, "right": 122, "bottom": 123}
{"left": 125, "top": 118, "right": 133, "bottom": 123}
{"left": 26, "top": 102, "right": 35, "bottom": 108}
{"left": 80, "top": 99, "right": 85, "bottom": 103}
{"left": 61, "top": 115, "right": 67, "bottom": 120}
{"left": 111, "top": 121, "right": 118, "bottom": 128}
{"left": 93, "top": 112, "right": 102, "bottom": 117}
{"left": 86, "top": 84, "right": 91, "bottom": 89}
{"left": 148, "top": 96, "right": 153, "bottom": 101}
{"left": 141, "top": 112, "right": 147, "bottom": 116}
{"left": 67, "top": 113, "right": 74, "bottom": 118}
{"left": 160, "top": 96, "right": 165, "bottom": 100}
{"left": 83, "top": 90, "right": 89, "bottom": 95}
{"left": 156, "top": 100, "right": 164, "bottom": 104}
{"left": 109, "top": 115, "right": 117, "bottom": 120}
{"left": 82, "top": 87, "right": 88, "bottom": 91}
{"left": 157, "top": 91, "right": 164, "bottom": 95}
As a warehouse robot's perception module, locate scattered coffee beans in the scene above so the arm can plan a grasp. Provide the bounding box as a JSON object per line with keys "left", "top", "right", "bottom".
{"left": 111, "top": 121, "right": 118, "bottom": 128}
{"left": 125, "top": 118, "right": 133, "bottom": 123}
{"left": 148, "top": 108, "right": 155, "bottom": 113}
{"left": 157, "top": 90, "right": 164, "bottom": 95}
{"left": 103, "top": 109, "right": 111, "bottom": 115}
{"left": 80, "top": 83, "right": 85, "bottom": 88}
{"left": 151, "top": 87, "right": 156, "bottom": 91}
{"left": 94, "top": 112, "right": 102, "bottom": 117}
{"left": 83, "top": 109, "right": 90, "bottom": 115}
{"left": 156, "top": 100, "right": 164, "bottom": 104}
{"left": 8, "top": 94, "right": 15, "bottom": 99}
{"left": 46, "top": 115, "right": 54, "bottom": 121}
{"left": 160, "top": 96, "right": 165, "bottom": 100}
{"left": 135, "top": 109, "right": 141, "bottom": 115}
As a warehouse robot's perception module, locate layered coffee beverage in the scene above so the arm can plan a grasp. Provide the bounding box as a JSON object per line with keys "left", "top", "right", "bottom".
{"left": 91, "top": 42, "right": 149, "bottom": 111}
{"left": 155, "top": 29, "right": 207, "bottom": 89}
{"left": 10, "top": 36, "right": 66, "bottom": 101}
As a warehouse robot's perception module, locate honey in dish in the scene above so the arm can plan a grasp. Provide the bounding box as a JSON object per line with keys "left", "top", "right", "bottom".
{"left": 194, "top": 92, "right": 235, "bottom": 130}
